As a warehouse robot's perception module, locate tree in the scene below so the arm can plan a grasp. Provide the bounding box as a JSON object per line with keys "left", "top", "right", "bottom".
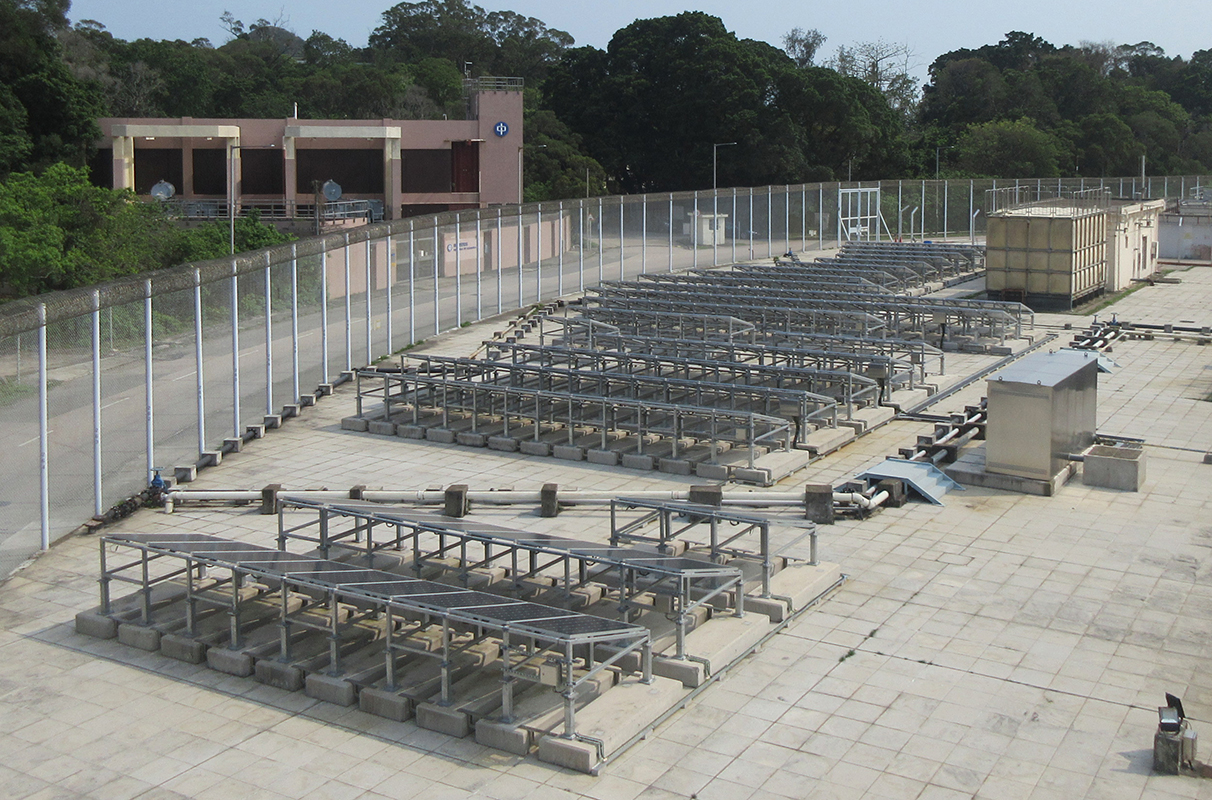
{"left": 783, "top": 27, "right": 826, "bottom": 68}
{"left": 825, "top": 39, "right": 919, "bottom": 118}
{"left": 0, "top": 164, "right": 291, "bottom": 298}
{"left": 0, "top": 0, "right": 103, "bottom": 175}
{"left": 370, "top": 0, "right": 573, "bottom": 82}
{"left": 545, "top": 13, "right": 907, "bottom": 192}
{"left": 955, "top": 118, "right": 1061, "bottom": 177}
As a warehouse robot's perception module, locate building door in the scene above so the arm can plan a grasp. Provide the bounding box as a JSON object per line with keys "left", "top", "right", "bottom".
{"left": 451, "top": 141, "right": 480, "bottom": 193}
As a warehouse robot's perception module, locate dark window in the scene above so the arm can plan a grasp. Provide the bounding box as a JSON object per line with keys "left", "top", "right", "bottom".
{"left": 134, "top": 148, "right": 183, "bottom": 195}
{"left": 89, "top": 148, "right": 113, "bottom": 189}
{"left": 242, "top": 149, "right": 285, "bottom": 195}
{"left": 402, "top": 149, "right": 451, "bottom": 193}
{"left": 297, "top": 149, "right": 382, "bottom": 195}
{"left": 192, "top": 149, "right": 225, "bottom": 195}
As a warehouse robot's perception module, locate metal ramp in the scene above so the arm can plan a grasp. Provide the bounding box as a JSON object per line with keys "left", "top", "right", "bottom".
{"left": 856, "top": 458, "right": 965, "bottom": 505}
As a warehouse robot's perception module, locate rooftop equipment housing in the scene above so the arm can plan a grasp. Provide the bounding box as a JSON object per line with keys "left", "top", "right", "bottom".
{"left": 985, "top": 350, "right": 1098, "bottom": 481}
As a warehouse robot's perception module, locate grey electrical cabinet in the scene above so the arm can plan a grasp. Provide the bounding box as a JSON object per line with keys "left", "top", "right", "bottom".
{"left": 986, "top": 351, "right": 1099, "bottom": 481}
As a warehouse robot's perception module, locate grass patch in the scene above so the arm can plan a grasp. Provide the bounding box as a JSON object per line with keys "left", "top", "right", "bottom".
{"left": 0, "top": 381, "right": 36, "bottom": 407}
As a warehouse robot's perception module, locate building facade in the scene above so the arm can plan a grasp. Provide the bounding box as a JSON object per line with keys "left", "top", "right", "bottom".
{"left": 92, "top": 81, "right": 523, "bottom": 221}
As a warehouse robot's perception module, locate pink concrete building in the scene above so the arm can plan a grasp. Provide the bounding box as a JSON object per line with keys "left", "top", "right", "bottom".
{"left": 92, "top": 81, "right": 524, "bottom": 220}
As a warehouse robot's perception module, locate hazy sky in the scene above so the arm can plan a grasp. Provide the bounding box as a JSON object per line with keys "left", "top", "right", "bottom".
{"left": 67, "top": 0, "right": 1212, "bottom": 82}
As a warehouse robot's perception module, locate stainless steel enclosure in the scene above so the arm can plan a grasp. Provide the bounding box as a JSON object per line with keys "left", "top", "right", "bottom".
{"left": 986, "top": 351, "right": 1098, "bottom": 480}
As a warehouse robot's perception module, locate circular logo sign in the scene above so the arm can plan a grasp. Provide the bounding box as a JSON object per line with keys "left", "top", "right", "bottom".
{"left": 494, "top": 121, "right": 509, "bottom": 137}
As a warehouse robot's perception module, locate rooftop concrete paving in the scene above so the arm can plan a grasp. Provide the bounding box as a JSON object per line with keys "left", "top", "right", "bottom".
{"left": 1, "top": 267, "right": 1211, "bottom": 799}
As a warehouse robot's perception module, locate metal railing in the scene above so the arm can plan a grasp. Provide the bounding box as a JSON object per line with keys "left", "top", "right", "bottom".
{"left": 0, "top": 174, "right": 1208, "bottom": 580}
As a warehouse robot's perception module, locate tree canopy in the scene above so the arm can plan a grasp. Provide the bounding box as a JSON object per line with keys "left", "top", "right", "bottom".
{"left": 544, "top": 13, "right": 908, "bottom": 193}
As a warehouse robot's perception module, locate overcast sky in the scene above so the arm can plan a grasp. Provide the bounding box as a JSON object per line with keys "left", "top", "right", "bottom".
{"left": 67, "top": 0, "right": 1212, "bottom": 82}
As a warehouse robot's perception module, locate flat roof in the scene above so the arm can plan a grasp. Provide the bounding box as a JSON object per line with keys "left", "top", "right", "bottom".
{"left": 3, "top": 259, "right": 1212, "bottom": 798}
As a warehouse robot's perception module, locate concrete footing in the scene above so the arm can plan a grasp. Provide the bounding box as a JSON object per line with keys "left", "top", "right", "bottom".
{"left": 74, "top": 610, "right": 117, "bottom": 639}
{"left": 488, "top": 436, "right": 519, "bottom": 452}
{"left": 359, "top": 688, "right": 413, "bottom": 721}
{"left": 207, "top": 647, "right": 253, "bottom": 677}
{"left": 475, "top": 719, "right": 532, "bottom": 755}
{"left": 255, "top": 659, "right": 305, "bottom": 692}
{"left": 416, "top": 702, "right": 472, "bottom": 738}
{"left": 161, "top": 634, "right": 208, "bottom": 664}
{"left": 622, "top": 454, "right": 655, "bottom": 470}
{"left": 520, "top": 441, "right": 551, "bottom": 456}
{"left": 117, "top": 624, "right": 161, "bottom": 652}
{"left": 305, "top": 673, "right": 357, "bottom": 706}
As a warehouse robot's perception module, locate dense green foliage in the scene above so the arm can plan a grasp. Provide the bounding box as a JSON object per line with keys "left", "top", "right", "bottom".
{"left": 544, "top": 14, "right": 908, "bottom": 192}
{"left": 923, "top": 32, "right": 1212, "bottom": 177}
{"left": 0, "top": 163, "right": 290, "bottom": 297}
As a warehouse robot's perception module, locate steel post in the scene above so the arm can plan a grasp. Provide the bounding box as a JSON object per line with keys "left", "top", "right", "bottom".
{"left": 231, "top": 263, "right": 241, "bottom": 438}
{"left": 38, "top": 303, "right": 49, "bottom": 550}
{"left": 91, "top": 290, "right": 102, "bottom": 516}
{"left": 291, "top": 245, "right": 300, "bottom": 404}
{"left": 265, "top": 259, "right": 273, "bottom": 416}
{"left": 193, "top": 269, "right": 206, "bottom": 456}
{"left": 144, "top": 281, "right": 154, "bottom": 482}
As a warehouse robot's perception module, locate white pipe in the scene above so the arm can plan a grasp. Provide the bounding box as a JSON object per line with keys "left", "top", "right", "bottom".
{"left": 165, "top": 487, "right": 893, "bottom": 510}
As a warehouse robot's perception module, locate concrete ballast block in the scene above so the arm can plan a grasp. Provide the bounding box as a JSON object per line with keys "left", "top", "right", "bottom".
{"left": 340, "top": 417, "right": 369, "bottom": 432}
{"left": 207, "top": 647, "right": 254, "bottom": 677}
{"left": 368, "top": 420, "right": 397, "bottom": 436}
{"left": 160, "top": 634, "right": 208, "bottom": 664}
{"left": 359, "top": 688, "right": 413, "bottom": 721}
{"left": 117, "top": 623, "right": 161, "bottom": 652}
{"left": 519, "top": 441, "right": 551, "bottom": 456}
{"left": 74, "top": 611, "right": 117, "bottom": 639}
{"left": 305, "top": 673, "right": 357, "bottom": 706}
{"left": 255, "top": 660, "right": 305, "bottom": 692}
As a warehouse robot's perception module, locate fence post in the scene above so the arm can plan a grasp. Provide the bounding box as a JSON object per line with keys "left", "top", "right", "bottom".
{"left": 496, "top": 209, "right": 503, "bottom": 314}
{"left": 557, "top": 201, "right": 564, "bottom": 297}
{"left": 516, "top": 209, "right": 523, "bottom": 308}
{"left": 265, "top": 255, "right": 273, "bottom": 417}
{"left": 364, "top": 238, "right": 373, "bottom": 361}
{"left": 536, "top": 205, "right": 542, "bottom": 302}
{"left": 91, "top": 290, "right": 102, "bottom": 516}
{"left": 667, "top": 194, "right": 673, "bottom": 272}
{"left": 476, "top": 213, "right": 483, "bottom": 319}
{"left": 193, "top": 268, "right": 206, "bottom": 457}
{"left": 231, "top": 259, "right": 241, "bottom": 438}
{"left": 641, "top": 194, "right": 647, "bottom": 272}
{"left": 767, "top": 185, "right": 772, "bottom": 257}
{"left": 579, "top": 201, "right": 585, "bottom": 293}
{"left": 434, "top": 218, "right": 441, "bottom": 336}
{"left": 618, "top": 196, "right": 625, "bottom": 279}
{"left": 144, "top": 280, "right": 154, "bottom": 484}
{"left": 343, "top": 234, "right": 351, "bottom": 372}
{"left": 732, "top": 188, "right": 738, "bottom": 263}
{"left": 455, "top": 215, "right": 463, "bottom": 328}
{"left": 319, "top": 248, "right": 328, "bottom": 386}
{"left": 385, "top": 234, "right": 393, "bottom": 353}
{"left": 291, "top": 244, "right": 300, "bottom": 405}
{"left": 37, "top": 303, "right": 49, "bottom": 550}
{"left": 409, "top": 224, "right": 416, "bottom": 345}
{"left": 785, "top": 184, "right": 791, "bottom": 254}
{"left": 693, "top": 190, "right": 699, "bottom": 270}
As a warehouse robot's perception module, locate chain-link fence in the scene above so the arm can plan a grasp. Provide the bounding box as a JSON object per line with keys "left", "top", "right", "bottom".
{"left": 0, "top": 174, "right": 1206, "bottom": 580}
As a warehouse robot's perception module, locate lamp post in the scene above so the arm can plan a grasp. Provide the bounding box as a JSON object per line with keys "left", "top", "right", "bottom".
{"left": 935, "top": 146, "right": 953, "bottom": 179}
{"left": 712, "top": 143, "right": 736, "bottom": 257}
{"left": 712, "top": 142, "right": 736, "bottom": 192}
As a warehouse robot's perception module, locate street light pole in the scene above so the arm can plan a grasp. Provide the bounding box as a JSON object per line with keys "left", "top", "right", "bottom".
{"left": 713, "top": 142, "right": 736, "bottom": 192}
{"left": 712, "top": 142, "right": 736, "bottom": 259}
